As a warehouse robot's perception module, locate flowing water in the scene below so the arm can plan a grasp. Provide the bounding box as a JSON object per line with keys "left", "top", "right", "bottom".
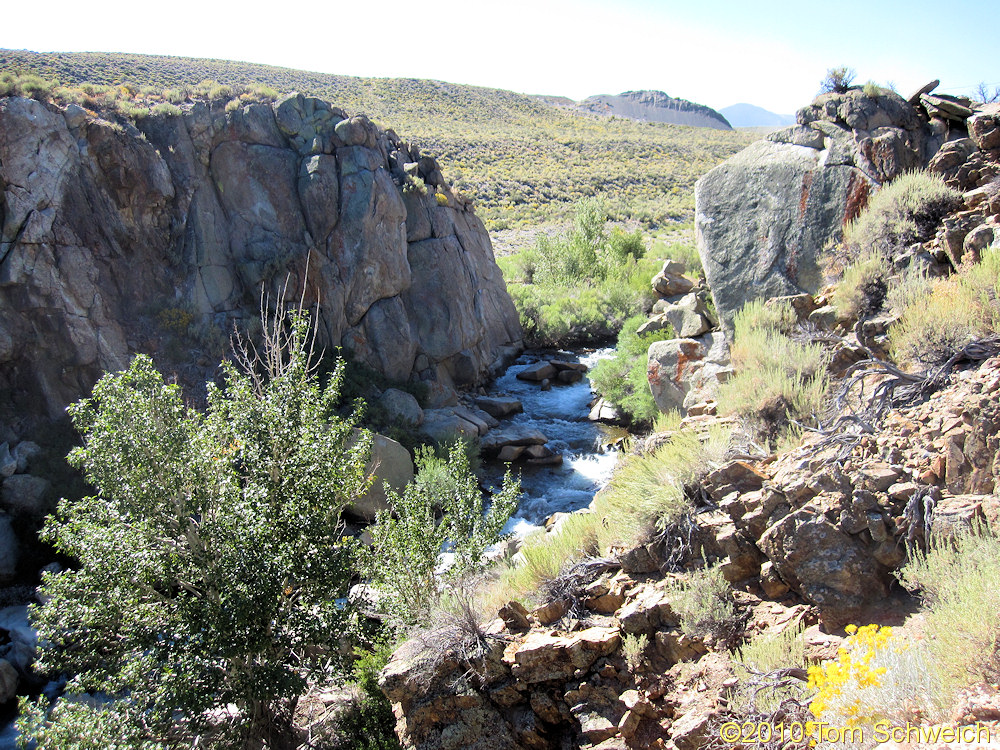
{"left": 0, "top": 349, "right": 623, "bottom": 741}
{"left": 481, "top": 348, "right": 623, "bottom": 537}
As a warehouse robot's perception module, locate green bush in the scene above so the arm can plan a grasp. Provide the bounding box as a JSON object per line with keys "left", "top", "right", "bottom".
{"left": 16, "top": 700, "right": 160, "bottom": 750}
{"left": 669, "top": 564, "right": 742, "bottom": 644}
{"left": 21, "top": 315, "right": 370, "bottom": 746}
{"left": 362, "top": 443, "right": 519, "bottom": 626}
{"left": 832, "top": 252, "right": 889, "bottom": 320}
{"left": 649, "top": 238, "right": 703, "bottom": 277}
{"left": 820, "top": 66, "right": 856, "bottom": 94}
{"left": 502, "top": 200, "right": 660, "bottom": 347}
{"left": 590, "top": 314, "right": 676, "bottom": 424}
{"left": 331, "top": 639, "right": 403, "bottom": 750}
{"left": 845, "top": 171, "right": 961, "bottom": 261}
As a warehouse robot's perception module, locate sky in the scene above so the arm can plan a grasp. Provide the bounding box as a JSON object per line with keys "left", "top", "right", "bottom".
{"left": 2, "top": 0, "right": 998, "bottom": 115}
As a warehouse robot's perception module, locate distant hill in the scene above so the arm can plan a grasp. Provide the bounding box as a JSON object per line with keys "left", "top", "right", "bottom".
{"left": 720, "top": 103, "right": 795, "bottom": 128}
{"left": 529, "top": 94, "right": 575, "bottom": 107}
{"left": 576, "top": 90, "right": 732, "bottom": 130}
{"left": 0, "top": 50, "right": 756, "bottom": 237}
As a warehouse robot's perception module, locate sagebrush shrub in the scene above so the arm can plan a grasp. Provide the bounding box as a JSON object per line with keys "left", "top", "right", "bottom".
{"left": 670, "top": 564, "right": 742, "bottom": 644}
{"left": 845, "top": 171, "right": 961, "bottom": 261}
{"left": 718, "top": 300, "right": 829, "bottom": 448}
{"left": 897, "top": 525, "right": 1000, "bottom": 708}
{"left": 889, "top": 246, "right": 1000, "bottom": 366}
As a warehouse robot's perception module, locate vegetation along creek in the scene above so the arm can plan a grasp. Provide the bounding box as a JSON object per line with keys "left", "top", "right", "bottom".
{"left": 1, "top": 34, "right": 1000, "bottom": 750}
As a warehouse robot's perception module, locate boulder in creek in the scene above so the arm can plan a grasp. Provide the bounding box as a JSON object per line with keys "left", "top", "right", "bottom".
{"left": 516, "top": 361, "right": 557, "bottom": 382}
{"left": 473, "top": 396, "right": 523, "bottom": 419}
{"left": 345, "top": 432, "right": 414, "bottom": 522}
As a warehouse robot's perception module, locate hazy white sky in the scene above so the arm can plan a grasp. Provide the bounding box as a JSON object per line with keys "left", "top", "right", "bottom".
{"left": 2, "top": 0, "right": 998, "bottom": 114}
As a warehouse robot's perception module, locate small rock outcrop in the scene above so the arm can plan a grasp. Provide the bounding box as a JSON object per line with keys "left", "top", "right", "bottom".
{"left": 695, "top": 83, "right": 994, "bottom": 329}
{"left": 0, "top": 93, "right": 522, "bottom": 425}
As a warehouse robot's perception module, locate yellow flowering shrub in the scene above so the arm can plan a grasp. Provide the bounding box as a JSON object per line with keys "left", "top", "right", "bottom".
{"left": 808, "top": 624, "right": 933, "bottom": 728}
{"left": 808, "top": 625, "right": 892, "bottom": 724}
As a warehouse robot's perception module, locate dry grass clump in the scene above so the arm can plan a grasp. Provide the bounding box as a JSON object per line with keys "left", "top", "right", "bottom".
{"left": 594, "top": 423, "right": 730, "bottom": 550}
{"left": 736, "top": 623, "right": 807, "bottom": 676}
{"left": 488, "top": 423, "right": 730, "bottom": 609}
{"left": 718, "top": 300, "right": 829, "bottom": 448}
{"left": 491, "top": 511, "right": 601, "bottom": 607}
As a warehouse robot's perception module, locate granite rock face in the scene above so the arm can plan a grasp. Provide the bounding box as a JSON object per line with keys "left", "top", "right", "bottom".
{"left": 0, "top": 94, "right": 522, "bottom": 422}
{"left": 695, "top": 88, "right": 937, "bottom": 330}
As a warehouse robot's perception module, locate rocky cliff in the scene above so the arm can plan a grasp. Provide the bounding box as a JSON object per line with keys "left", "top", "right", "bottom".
{"left": 0, "top": 93, "right": 522, "bottom": 427}
{"left": 577, "top": 91, "right": 731, "bottom": 130}
{"left": 695, "top": 84, "right": 997, "bottom": 329}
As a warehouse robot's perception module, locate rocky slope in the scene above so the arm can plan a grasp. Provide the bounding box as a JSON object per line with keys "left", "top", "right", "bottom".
{"left": 696, "top": 83, "right": 999, "bottom": 329}
{"left": 379, "top": 340, "right": 1000, "bottom": 750}
{"left": 577, "top": 91, "right": 731, "bottom": 130}
{"left": 0, "top": 93, "right": 522, "bottom": 429}
{"left": 378, "top": 85, "right": 1000, "bottom": 749}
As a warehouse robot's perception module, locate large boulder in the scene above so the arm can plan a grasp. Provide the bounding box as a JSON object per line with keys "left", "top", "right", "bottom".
{"left": 1, "top": 475, "right": 52, "bottom": 518}
{"left": 345, "top": 432, "right": 414, "bottom": 522}
{"left": 758, "top": 507, "right": 887, "bottom": 623}
{"left": 696, "top": 88, "right": 932, "bottom": 330}
{"left": 696, "top": 139, "right": 873, "bottom": 330}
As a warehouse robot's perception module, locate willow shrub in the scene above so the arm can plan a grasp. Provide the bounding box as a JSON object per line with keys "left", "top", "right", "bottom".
{"left": 499, "top": 199, "right": 658, "bottom": 346}
{"left": 361, "top": 443, "right": 519, "bottom": 627}
{"left": 590, "top": 314, "right": 677, "bottom": 425}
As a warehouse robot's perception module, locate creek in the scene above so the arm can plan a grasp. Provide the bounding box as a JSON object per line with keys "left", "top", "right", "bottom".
{"left": 480, "top": 348, "right": 624, "bottom": 537}
{"left": 0, "top": 349, "right": 625, "bottom": 743}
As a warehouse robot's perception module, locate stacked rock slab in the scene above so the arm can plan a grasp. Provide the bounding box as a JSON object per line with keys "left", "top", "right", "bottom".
{"left": 0, "top": 93, "right": 522, "bottom": 424}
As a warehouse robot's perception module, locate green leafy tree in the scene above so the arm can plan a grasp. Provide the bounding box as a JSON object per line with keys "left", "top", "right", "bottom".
{"left": 362, "top": 443, "right": 519, "bottom": 627}
{"left": 20, "top": 314, "right": 372, "bottom": 746}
